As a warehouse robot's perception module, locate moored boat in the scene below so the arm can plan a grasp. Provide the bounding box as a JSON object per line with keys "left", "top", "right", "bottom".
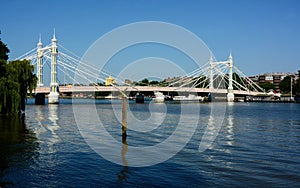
{"left": 153, "top": 92, "right": 165, "bottom": 103}
{"left": 173, "top": 94, "right": 203, "bottom": 102}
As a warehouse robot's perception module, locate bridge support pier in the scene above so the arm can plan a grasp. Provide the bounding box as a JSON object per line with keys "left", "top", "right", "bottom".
{"left": 35, "top": 93, "right": 45, "bottom": 105}
{"left": 135, "top": 93, "right": 144, "bottom": 103}
{"left": 49, "top": 83, "right": 59, "bottom": 104}
{"left": 227, "top": 92, "right": 234, "bottom": 102}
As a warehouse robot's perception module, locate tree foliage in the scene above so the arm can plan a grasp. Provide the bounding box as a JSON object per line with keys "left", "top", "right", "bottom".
{"left": 0, "top": 36, "right": 9, "bottom": 61}
{"left": 279, "top": 76, "right": 292, "bottom": 94}
{"left": 0, "top": 37, "right": 37, "bottom": 115}
{"left": 232, "top": 73, "right": 244, "bottom": 90}
{"left": 135, "top": 78, "right": 150, "bottom": 86}
{"left": 259, "top": 82, "right": 274, "bottom": 91}
{"left": 294, "top": 70, "right": 300, "bottom": 95}
{"left": 223, "top": 72, "right": 243, "bottom": 90}
{"left": 149, "top": 80, "right": 159, "bottom": 85}
{"left": 193, "top": 76, "right": 208, "bottom": 88}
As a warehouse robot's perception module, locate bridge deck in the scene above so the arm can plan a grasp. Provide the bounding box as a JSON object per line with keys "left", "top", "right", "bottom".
{"left": 33, "top": 86, "right": 262, "bottom": 96}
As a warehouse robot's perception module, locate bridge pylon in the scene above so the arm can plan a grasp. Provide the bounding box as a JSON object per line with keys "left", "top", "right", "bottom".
{"left": 48, "top": 32, "right": 59, "bottom": 104}
{"left": 209, "top": 54, "right": 214, "bottom": 90}
{"left": 34, "top": 35, "right": 46, "bottom": 105}
{"left": 37, "top": 35, "right": 44, "bottom": 87}
{"left": 227, "top": 52, "right": 234, "bottom": 102}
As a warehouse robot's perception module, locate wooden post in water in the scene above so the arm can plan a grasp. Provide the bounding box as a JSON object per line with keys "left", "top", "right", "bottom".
{"left": 122, "top": 96, "right": 127, "bottom": 142}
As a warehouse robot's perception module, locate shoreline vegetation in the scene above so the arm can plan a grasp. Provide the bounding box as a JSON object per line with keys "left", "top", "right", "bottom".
{"left": 0, "top": 36, "right": 37, "bottom": 116}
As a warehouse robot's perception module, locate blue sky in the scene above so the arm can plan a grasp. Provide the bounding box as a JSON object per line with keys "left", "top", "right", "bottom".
{"left": 1, "top": 0, "right": 299, "bottom": 77}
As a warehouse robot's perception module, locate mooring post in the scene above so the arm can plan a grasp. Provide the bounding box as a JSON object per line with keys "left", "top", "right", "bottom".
{"left": 122, "top": 95, "right": 127, "bottom": 141}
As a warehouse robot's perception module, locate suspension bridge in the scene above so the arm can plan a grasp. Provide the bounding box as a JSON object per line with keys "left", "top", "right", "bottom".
{"left": 16, "top": 32, "right": 265, "bottom": 104}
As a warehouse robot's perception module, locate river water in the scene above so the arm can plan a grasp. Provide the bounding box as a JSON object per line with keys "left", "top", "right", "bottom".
{"left": 0, "top": 99, "right": 300, "bottom": 187}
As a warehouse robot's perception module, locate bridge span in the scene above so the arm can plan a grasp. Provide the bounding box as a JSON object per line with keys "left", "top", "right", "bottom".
{"left": 19, "top": 33, "right": 266, "bottom": 104}
{"left": 34, "top": 86, "right": 262, "bottom": 96}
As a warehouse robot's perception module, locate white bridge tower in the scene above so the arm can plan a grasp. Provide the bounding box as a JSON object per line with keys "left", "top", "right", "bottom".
{"left": 37, "top": 35, "right": 43, "bottom": 87}
{"left": 227, "top": 52, "right": 235, "bottom": 102}
{"left": 209, "top": 52, "right": 235, "bottom": 102}
{"left": 48, "top": 32, "right": 59, "bottom": 104}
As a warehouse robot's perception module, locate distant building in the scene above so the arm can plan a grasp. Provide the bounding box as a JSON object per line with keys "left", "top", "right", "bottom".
{"left": 125, "top": 79, "right": 132, "bottom": 85}
{"left": 164, "top": 76, "right": 181, "bottom": 83}
{"left": 105, "top": 76, "right": 115, "bottom": 86}
{"left": 249, "top": 72, "right": 297, "bottom": 93}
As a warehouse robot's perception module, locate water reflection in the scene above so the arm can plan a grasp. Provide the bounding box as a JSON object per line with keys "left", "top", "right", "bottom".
{"left": 34, "top": 105, "right": 47, "bottom": 139}
{"left": 47, "top": 105, "right": 61, "bottom": 154}
{"left": 199, "top": 103, "right": 226, "bottom": 152}
{"left": 199, "top": 104, "right": 236, "bottom": 171}
{"left": 0, "top": 116, "right": 38, "bottom": 187}
{"left": 118, "top": 139, "right": 129, "bottom": 182}
{"left": 225, "top": 114, "right": 234, "bottom": 147}
{"left": 35, "top": 104, "right": 61, "bottom": 154}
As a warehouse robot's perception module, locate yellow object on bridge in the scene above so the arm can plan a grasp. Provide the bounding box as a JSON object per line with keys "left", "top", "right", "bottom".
{"left": 105, "top": 75, "right": 116, "bottom": 86}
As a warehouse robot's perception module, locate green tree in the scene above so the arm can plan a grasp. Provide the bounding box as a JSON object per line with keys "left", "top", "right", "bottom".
{"left": 0, "top": 60, "right": 36, "bottom": 115}
{"left": 158, "top": 80, "right": 168, "bottom": 87}
{"left": 10, "top": 60, "right": 37, "bottom": 112}
{"left": 149, "top": 80, "right": 159, "bottom": 85}
{"left": 135, "top": 78, "right": 149, "bottom": 86}
{"left": 222, "top": 73, "right": 244, "bottom": 90}
{"left": 97, "top": 82, "right": 105, "bottom": 86}
{"left": 259, "top": 82, "right": 274, "bottom": 91}
{"left": 0, "top": 37, "right": 36, "bottom": 115}
{"left": 141, "top": 78, "right": 149, "bottom": 85}
{"left": 193, "top": 76, "right": 208, "bottom": 88}
{"left": 279, "top": 76, "right": 292, "bottom": 94}
{"left": 232, "top": 73, "right": 244, "bottom": 90}
{"left": 0, "top": 36, "right": 9, "bottom": 61}
{"left": 294, "top": 70, "right": 300, "bottom": 95}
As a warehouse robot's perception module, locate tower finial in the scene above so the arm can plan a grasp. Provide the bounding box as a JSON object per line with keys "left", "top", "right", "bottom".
{"left": 53, "top": 28, "right": 56, "bottom": 39}
{"left": 229, "top": 49, "right": 232, "bottom": 59}
{"left": 209, "top": 52, "right": 213, "bottom": 62}
{"left": 52, "top": 28, "right": 57, "bottom": 42}
{"left": 37, "top": 33, "right": 42, "bottom": 47}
